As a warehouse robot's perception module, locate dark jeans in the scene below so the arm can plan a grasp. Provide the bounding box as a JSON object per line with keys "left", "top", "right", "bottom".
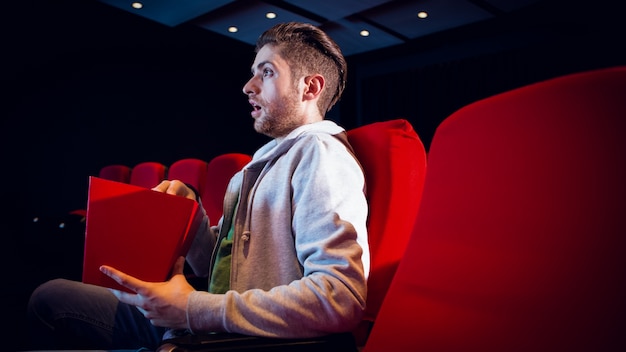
{"left": 27, "top": 278, "right": 167, "bottom": 350}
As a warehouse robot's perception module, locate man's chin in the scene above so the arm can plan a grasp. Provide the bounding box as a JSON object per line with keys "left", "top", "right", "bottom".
{"left": 253, "top": 118, "right": 267, "bottom": 133}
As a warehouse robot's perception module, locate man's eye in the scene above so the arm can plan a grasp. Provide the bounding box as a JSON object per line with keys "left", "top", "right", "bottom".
{"left": 263, "top": 68, "right": 273, "bottom": 77}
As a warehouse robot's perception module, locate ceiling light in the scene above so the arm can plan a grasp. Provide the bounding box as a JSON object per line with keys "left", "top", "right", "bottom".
{"left": 360, "top": 30, "right": 370, "bottom": 37}
{"left": 131, "top": 2, "right": 143, "bottom": 9}
{"left": 228, "top": 26, "right": 238, "bottom": 33}
{"left": 266, "top": 12, "right": 277, "bottom": 19}
{"left": 417, "top": 11, "right": 428, "bottom": 19}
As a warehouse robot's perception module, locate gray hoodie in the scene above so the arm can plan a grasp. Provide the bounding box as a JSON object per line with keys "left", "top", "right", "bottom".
{"left": 185, "top": 120, "right": 369, "bottom": 338}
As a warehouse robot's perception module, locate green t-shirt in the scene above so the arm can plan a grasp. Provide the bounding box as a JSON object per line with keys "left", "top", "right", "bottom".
{"left": 208, "top": 204, "right": 237, "bottom": 294}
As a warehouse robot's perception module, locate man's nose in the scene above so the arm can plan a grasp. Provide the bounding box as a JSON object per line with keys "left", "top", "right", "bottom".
{"left": 242, "top": 77, "right": 257, "bottom": 95}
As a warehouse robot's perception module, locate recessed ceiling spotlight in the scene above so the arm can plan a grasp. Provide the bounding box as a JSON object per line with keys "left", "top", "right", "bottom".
{"left": 131, "top": 2, "right": 143, "bottom": 9}
{"left": 266, "top": 12, "right": 277, "bottom": 19}
{"left": 360, "top": 30, "right": 370, "bottom": 37}
{"left": 228, "top": 26, "right": 238, "bottom": 33}
{"left": 417, "top": 11, "right": 428, "bottom": 19}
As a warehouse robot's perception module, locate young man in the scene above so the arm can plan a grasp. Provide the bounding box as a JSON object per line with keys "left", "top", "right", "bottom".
{"left": 27, "top": 22, "right": 369, "bottom": 350}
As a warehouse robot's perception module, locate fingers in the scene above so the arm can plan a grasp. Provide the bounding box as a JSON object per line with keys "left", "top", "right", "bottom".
{"left": 151, "top": 180, "right": 171, "bottom": 193}
{"left": 135, "top": 305, "right": 149, "bottom": 317}
{"left": 108, "top": 289, "right": 154, "bottom": 322}
{"left": 108, "top": 288, "right": 143, "bottom": 307}
{"left": 152, "top": 180, "right": 195, "bottom": 200}
{"left": 100, "top": 265, "right": 143, "bottom": 293}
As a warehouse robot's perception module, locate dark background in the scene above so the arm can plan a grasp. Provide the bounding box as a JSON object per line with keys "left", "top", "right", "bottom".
{"left": 3, "top": 0, "right": 624, "bottom": 350}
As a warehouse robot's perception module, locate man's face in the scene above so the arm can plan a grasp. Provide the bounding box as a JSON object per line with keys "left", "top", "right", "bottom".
{"left": 242, "top": 45, "right": 306, "bottom": 138}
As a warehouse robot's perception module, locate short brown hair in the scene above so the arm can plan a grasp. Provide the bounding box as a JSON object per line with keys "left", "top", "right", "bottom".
{"left": 255, "top": 22, "right": 347, "bottom": 114}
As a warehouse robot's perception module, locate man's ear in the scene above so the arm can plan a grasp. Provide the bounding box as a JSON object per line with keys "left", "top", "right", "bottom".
{"left": 303, "top": 74, "right": 324, "bottom": 101}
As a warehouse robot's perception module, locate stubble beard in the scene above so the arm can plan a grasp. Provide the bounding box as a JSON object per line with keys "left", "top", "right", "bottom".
{"left": 254, "top": 91, "right": 302, "bottom": 138}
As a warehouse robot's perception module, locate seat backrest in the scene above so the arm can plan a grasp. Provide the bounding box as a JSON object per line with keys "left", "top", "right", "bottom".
{"left": 69, "top": 164, "right": 133, "bottom": 218}
{"left": 346, "top": 119, "right": 427, "bottom": 329}
{"left": 98, "top": 164, "right": 131, "bottom": 183}
{"left": 201, "top": 153, "right": 252, "bottom": 226}
{"left": 364, "top": 66, "right": 626, "bottom": 351}
{"left": 167, "top": 158, "right": 208, "bottom": 196}
{"left": 129, "top": 161, "right": 167, "bottom": 189}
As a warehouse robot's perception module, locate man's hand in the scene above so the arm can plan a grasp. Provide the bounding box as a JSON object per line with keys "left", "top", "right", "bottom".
{"left": 152, "top": 180, "right": 197, "bottom": 201}
{"left": 100, "top": 256, "right": 195, "bottom": 329}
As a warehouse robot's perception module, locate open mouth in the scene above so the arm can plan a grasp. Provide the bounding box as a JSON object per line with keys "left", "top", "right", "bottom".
{"left": 249, "top": 99, "right": 261, "bottom": 110}
{"left": 249, "top": 100, "right": 262, "bottom": 117}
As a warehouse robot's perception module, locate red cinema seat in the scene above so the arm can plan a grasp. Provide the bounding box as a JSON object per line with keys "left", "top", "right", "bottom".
{"left": 346, "top": 119, "right": 427, "bottom": 345}
{"left": 201, "top": 153, "right": 252, "bottom": 226}
{"left": 129, "top": 161, "right": 167, "bottom": 189}
{"left": 364, "top": 66, "right": 626, "bottom": 352}
{"left": 167, "top": 158, "right": 209, "bottom": 196}
{"left": 98, "top": 164, "right": 131, "bottom": 184}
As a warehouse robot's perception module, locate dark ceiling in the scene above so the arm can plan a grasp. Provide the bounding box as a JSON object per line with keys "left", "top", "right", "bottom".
{"left": 95, "top": 0, "right": 544, "bottom": 57}
{"left": 1, "top": 0, "right": 621, "bottom": 230}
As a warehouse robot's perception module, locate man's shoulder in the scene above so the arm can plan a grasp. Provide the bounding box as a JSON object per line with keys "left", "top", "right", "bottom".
{"left": 291, "top": 130, "right": 347, "bottom": 151}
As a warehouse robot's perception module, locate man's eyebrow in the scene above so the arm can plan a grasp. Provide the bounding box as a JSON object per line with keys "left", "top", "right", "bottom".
{"left": 251, "top": 60, "right": 272, "bottom": 74}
